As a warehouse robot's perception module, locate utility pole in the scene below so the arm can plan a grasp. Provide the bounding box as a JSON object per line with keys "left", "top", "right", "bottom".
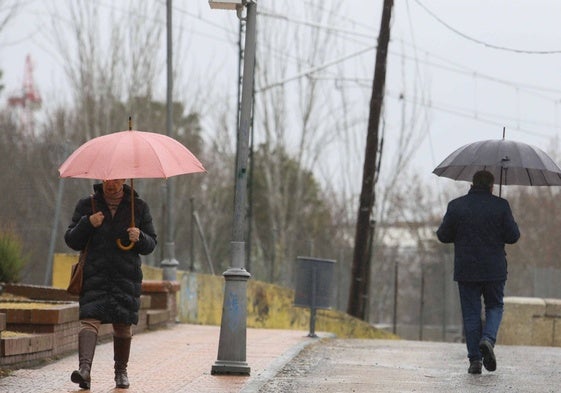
{"left": 347, "top": 0, "right": 393, "bottom": 320}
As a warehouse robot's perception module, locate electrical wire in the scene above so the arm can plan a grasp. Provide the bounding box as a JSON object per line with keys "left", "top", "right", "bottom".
{"left": 257, "top": 9, "right": 376, "bottom": 40}
{"left": 385, "top": 89, "right": 554, "bottom": 139}
{"left": 390, "top": 43, "right": 561, "bottom": 97}
{"left": 413, "top": 0, "right": 561, "bottom": 55}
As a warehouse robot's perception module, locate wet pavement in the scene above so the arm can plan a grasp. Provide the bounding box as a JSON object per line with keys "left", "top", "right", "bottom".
{"left": 2, "top": 323, "right": 561, "bottom": 392}
{"left": 258, "top": 338, "right": 561, "bottom": 393}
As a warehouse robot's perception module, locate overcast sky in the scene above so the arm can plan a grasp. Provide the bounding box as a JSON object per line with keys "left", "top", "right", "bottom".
{"left": 2, "top": 1, "right": 561, "bottom": 203}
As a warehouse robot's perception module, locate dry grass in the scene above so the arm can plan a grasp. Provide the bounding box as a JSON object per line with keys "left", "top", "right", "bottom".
{"left": 0, "top": 302, "right": 63, "bottom": 309}
{"left": 1, "top": 331, "right": 32, "bottom": 338}
{"left": 0, "top": 292, "right": 28, "bottom": 300}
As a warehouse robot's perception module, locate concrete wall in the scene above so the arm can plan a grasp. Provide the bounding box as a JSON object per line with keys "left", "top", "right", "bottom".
{"left": 53, "top": 254, "right": 561, "bottom": 345}
{"left": 141, "top": 264, "right": 395, "bottom": 339}
{"left": 53, "top": 254, "right": 396, "bottom": 340}
{"left": 498, "top": 296, "right": 561, "bottom": 347}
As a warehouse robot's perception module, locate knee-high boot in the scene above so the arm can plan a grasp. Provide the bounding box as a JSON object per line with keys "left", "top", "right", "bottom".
{"left": 71, "top": 330, "right": 97, "bottom": 389}
{"left": 114, "top": 336, "right": 132, "bottom": 389}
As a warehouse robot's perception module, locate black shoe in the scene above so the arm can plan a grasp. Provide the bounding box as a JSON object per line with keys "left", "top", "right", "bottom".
{"left": 479, "top": 340, "right": 497, "bottom": 372}
{"left": 468, "top": 360, "right": 482, "bottom": 374}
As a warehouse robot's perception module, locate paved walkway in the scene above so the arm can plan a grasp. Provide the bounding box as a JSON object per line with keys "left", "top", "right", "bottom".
{"left": 0, "top": 324, "right": 312, "bottom": 393}
{"left": 2, "top": 323, "right": 561, "bottom": 392}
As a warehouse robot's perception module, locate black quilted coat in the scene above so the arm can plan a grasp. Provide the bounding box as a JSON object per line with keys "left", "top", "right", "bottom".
{"left": 64, "top": 183, "right": 157, "bottom": 325}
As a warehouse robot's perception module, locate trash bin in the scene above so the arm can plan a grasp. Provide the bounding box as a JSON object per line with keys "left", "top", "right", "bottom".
{"left": 294, "top": 256, "right": 336, "bottom": 337}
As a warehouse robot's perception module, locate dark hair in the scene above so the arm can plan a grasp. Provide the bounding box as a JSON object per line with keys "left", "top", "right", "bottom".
{"left": 472, "top": 170, "right": 494, "bottom": 188}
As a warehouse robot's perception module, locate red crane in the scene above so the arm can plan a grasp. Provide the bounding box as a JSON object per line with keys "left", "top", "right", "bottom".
{"left": 8, "top": 54, "right": 42, "bottom": 109}
{"left": 7, "top": 54, "right": 42, "bottom": 133}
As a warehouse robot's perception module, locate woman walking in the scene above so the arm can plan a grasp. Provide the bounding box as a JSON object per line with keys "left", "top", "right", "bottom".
{"left": 65, "top": 179, "right": 157, "bottom": 389}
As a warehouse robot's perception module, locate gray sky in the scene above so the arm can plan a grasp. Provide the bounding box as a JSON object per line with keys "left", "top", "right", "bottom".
{"left": 2, "top": 1, "right": 561, "bottom": 203}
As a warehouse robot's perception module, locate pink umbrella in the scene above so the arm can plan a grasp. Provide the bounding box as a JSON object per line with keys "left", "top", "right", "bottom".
{"left": 59, "top": 126, "right": 206, "bottom": 249}
{"left": 58, "top": 130, "right": 205, "bottom": 180}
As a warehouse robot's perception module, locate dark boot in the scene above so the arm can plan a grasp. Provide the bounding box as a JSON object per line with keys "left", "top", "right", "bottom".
{"left": 114, "top": 336, "right": 132, "bottom": 389}
{"left": 71, "top": 330, "right": 97, "bottom": 389}
{"left": 468, "top": 360, "right": 482, "bottom": 374}
{"left": 479, "top": 339, "right": 497, "bottom": 372}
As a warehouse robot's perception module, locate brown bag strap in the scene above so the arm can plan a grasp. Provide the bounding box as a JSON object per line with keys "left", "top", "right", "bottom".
{"left": 84, "top": 195, "right": 96, "bottom": 252}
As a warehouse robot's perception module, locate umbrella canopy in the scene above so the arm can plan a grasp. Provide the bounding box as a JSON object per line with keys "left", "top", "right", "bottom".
{"left": 58, "top": 129, "right": 206, "bottom": 180}
{"left": 433, "top": 139, "right": 561, "bottom": 188}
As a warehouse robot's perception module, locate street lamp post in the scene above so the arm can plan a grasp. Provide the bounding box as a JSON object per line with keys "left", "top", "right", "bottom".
{"left": 209, "top": 0, "right": 256, "bottom": 375}
{"left": 161, "top": 0, "right": 179, "bottom": 280}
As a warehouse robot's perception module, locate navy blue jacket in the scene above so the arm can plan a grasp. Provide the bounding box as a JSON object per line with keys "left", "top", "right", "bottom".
{"left": 436, "top": 186, "right": 520, "bottom": 282}
{"left": 65, "top": 183, "right": 157, "bottom": 325}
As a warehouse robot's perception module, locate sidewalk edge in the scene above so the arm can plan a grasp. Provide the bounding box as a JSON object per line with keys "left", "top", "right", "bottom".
{"left": 240, "top": 333, "right": 335, "bottom": 393}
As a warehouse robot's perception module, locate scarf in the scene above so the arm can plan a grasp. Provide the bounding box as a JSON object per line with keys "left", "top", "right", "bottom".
{"left": 104, "top": 189, "right": 124, "bottom": 217}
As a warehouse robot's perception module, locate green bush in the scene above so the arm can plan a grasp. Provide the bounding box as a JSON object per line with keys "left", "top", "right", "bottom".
{"left": 0, "top": 231, "right": 26, "bottom": 283}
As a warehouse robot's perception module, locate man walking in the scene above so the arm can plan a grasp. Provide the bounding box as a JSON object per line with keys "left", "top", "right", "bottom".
{"left": 436, "top": 170, "right": 520, "bottom": 374}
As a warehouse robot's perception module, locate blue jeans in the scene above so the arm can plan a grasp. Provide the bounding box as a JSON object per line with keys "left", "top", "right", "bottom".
{"left": 457, "top": 280, "right": 505, "bottom": 361}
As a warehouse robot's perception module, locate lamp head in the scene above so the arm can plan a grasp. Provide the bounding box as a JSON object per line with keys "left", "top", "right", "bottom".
{"left": 209, "top": 0, "right": 243, "bottom": 10}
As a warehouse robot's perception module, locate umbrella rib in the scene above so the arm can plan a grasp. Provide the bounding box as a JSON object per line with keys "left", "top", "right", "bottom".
{"left": 525, "top": 168, "right": 533, "bottom": 186}
{"left": 454, "top": 165, "right": 472, "bottom": 182}
{"left": 138, "top": 132, "right": 170, "bottom": 178}
{"left": 107, "top": 134, "right": 129, "bottom": 180}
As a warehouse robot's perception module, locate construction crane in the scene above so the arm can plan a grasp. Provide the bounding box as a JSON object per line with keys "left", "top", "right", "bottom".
{"left": 7, "top": 54, "right": 42, "bottom": 133}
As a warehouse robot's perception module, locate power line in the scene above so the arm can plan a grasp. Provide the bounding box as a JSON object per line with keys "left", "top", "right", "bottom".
{"left": 256, "top": 5, "right": 561, "bottom": 99}
{"left": 385, "top": 89, "right": 555, "bottom": 139}
{"left": 413, "top": 0, "right": 561, "bottom": 55}
{"left": 89, "top": 2, "right": 561, "bottom": 100}
{"left": 257, "top": 46, "right": 376, "bottom": 93}
{"left": 389, "top": 42, "right": 561, "bottom": 97}
{"left": 257, "top": 9, "right": 376, "bottom": 40}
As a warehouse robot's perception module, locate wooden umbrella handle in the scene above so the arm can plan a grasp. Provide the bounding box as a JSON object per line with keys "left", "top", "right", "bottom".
{"left": 116, "top": 238, "right": 135, "bottom": 250}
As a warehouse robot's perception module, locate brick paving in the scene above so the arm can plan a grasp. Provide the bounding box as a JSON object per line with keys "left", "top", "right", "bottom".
{"left": 0, "top": 324, "right": 312, "bottom": 393}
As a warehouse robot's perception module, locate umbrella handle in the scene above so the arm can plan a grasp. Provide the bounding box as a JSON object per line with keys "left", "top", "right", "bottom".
{"left": 116, "top": 178, "right": 136, "bottom": 251}
{"left": 116, "top": 238, "right": 135, "bottom": 250}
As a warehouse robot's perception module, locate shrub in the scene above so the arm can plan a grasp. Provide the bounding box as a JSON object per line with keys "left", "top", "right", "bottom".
{"left": 0, "top": 231, "right": 27, "bottom": 283}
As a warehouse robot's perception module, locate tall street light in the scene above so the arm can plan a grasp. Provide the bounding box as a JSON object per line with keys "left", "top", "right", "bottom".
{"left": 161, "top": 0, "right": 179, "bottom": 280}
{"left": 209, "top": 0, "right": 255, "bottom": 375}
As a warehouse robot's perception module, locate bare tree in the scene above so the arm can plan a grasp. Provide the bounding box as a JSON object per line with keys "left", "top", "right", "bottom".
{"left": 49, "top": 0, "right": 165, "bottom": 139}
{"left": 252, "top": 1, "right": 350, "bottom": 286}
{"left": 0, "top": 1, "right": 210, "bottom": 282}
{"left": 0, "top": 1, "right": 23, "bottom": 95}
{"left": 0, "top": 0, "right": 21, "bottom": 37}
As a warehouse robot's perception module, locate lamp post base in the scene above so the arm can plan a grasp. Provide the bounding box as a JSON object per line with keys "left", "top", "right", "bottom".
{"left": 211, "top": 254, "right": 251, "bottom": 376}
{"left": 211, "top": 360, "right": 250, "bottom": 375}
{"left": 161, "top": 241, "right": 179, "bottom": 281}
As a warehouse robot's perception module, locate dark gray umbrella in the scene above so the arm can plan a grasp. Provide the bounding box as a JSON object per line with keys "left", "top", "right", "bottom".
{"left": 433, "top": 138, "right": 561, "bottom": 196}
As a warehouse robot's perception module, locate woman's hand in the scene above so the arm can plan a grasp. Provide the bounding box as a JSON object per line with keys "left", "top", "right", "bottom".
{"left": 89, "top": 212, "right": 105, "bottom": 228}
{"left": 127, "top": 227, "right": 141, "bottom": 243}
